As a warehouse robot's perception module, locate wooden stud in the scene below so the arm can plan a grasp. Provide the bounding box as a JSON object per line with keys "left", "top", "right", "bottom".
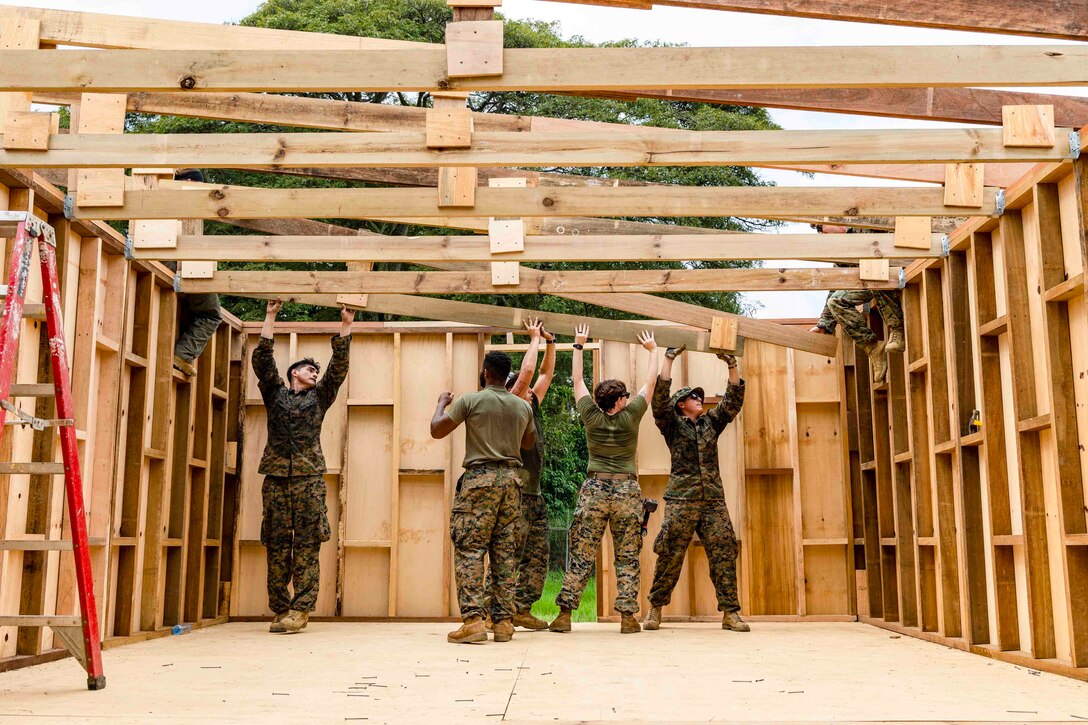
{"left": 859, "top": 259, "right": 891, "bottom": 282}
{"left": 944, "top": 163, "right": 985, "bottom": 208}
{"left": 445, "top": 21, "right": 504, "bottom": 78}
{"left": 894, "top": 216, "right": 934, "bottom": 250}
{"left": 436, "top": 167, "right": 476, "bottom": 208}
{"left": 1002, "top": 105, "right": 1055, "bottom": 148}
{"left": 709, "top": 317, "right": 739, "bottom": 352}
{"left": 2, "top": 110, "right": 55, "bottom": 150}
{"left": 425, "top": 108, "right": 473, "bottom": 149}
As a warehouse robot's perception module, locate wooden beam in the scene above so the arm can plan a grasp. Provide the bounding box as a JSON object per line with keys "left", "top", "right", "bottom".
{"left": 3, "top": 128, "right": 1073, "bottom": 168}
{"left": 4, "top": 47, "right": 1088, "bottom": 93}
{"left": 176, "top": 267, "right": 901, "bottom": 294}
{"left": 540, "top": 0, "right": 1088, "bottom": 41}
{"left": 225, "top": 216, "right": 839, "bottom": 357}
{"left": 135, "top": 232, "right": 942, "bottom": 262}
{"left": 70, "top": 185, "right": 999, "bottom": 220}
{"left": 239, "top": 291, "right": 739, "bottom": 354}
{"left": 27, "top": 90, "right": 1047, "bottom": 183}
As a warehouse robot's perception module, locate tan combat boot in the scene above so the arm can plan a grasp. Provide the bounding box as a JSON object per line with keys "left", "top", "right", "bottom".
{"left": 268, "top": 611, "right": 288, "bottom": 634}
{"left": 549, "top": 609, "right": 572, "bottom": 633}
{"left": 281, "top": 609, "right": 309, "bottom": 634}
{"left": 885, "top": 326, "right": 905, "bottom": 353}
{"left": 866, "top": 339, "right": 888, "bottom": 384}
{"left": 620, "top": 613, "right": 641, "bottom": 634}
{"left": 643, "top": 606, "right": 662, "bottom": 631}
{"left": 513, "top": 610, "right": 548, "bottom": 630}
{"left": 448, "top": 616, "right": 488, "bottom": 644}
{"left": 722, "top": 611, "right": 750, "bottom": 632}
{"left": 492, "top": 619, "right": 514, "bottom": 643}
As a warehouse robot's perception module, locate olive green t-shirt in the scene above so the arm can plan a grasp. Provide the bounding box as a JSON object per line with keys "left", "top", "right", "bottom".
{"left": 520, "top": 393, "right": 545, "bottom": 495}
{"left": 447, "top": 385, "right": 534, "bottom": 469}
{"left": 576, "top": 393, "right": 647, "bottom": 475}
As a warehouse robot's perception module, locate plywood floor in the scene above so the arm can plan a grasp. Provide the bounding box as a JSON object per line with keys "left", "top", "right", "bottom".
{"left": 2, "top": 622, "right": 1087, "bottom": 723}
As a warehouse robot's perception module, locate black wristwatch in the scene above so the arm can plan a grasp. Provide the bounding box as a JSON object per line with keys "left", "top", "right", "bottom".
{"left": 573, "top": 343, "right": 584, "bottom": 350}
{"left": 545, "top": 339, "right": 556, "bottom": 345}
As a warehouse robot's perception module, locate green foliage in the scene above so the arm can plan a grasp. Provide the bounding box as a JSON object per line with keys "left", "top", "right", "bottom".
{"left": 532, "top": 571, "right": 596, "bottom": 622}
{"left": 125, "top": 0, "right": 779, "bottom": 518}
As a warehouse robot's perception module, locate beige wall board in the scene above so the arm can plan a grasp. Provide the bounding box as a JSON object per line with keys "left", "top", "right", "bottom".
{"left": 347, "top": 335, "right": 395, "bottom": 403}
{"left": 344, "top": 408, "right": 394, "bottom": 542}
{"left": 234, "top": 546, "right": 270, "bottom": 615}
{"left": 944, "top": 163, "right": 985, "bottom": 208}
{"left": 798, "top": 404, "right": 847, "bottom": 540}
{"left": 399, "top": 335, "right": 449, "bottom": 471}
{"left": 445, "top": 21, "right": 503, "bottom": 78}
{"left": 804, "top": 545, "right": 851, "bottom": 615}
{"left": 1003, "top": 105, "right": 1055, "bottom": 148}
{"left": 396, "top": 476, "right": 447, "bottom": 616}
{"left": 342, "top": 549, "right": 390, "bottom": 617}
{"left": 743, "top": 343, "right": 792, "bottom": 471}
{"left": 315, "top": 474, "right": 341, "bottom": 616}
{"left": 745, "top": 474, "right": 797, "bottom": 615}
{"left": 793, "top": 350, "right": 840, "bottom": 403}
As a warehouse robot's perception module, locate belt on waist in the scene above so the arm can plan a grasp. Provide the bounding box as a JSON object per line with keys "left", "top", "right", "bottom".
{"left": 466, "top": 461, "right": 521, "bottom": 470}
{"left": 589, "top": 472, "right": 637, "bottom": 481}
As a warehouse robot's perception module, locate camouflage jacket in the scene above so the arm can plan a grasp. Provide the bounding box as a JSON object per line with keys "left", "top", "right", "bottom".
{"left": 652, "top": 375, "right": 745, "bottom": 500}
{"left": 252, "top": 335, "right": 351, "bottom": 477}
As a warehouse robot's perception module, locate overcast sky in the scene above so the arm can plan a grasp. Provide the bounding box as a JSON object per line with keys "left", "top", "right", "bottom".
{"left": 21, "top": 0, "right": 1085, "bottom": 318}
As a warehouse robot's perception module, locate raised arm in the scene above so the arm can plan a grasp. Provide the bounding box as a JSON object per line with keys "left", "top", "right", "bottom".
{"left": 314, "top": 306, "right": 354, "bottom": 409}
{"left": 707, "top": 353, "right": 745, "bottom": 434}
{"left": 252, "top": 299, "right": 284, "bottom": 391}
{"left": 652, "top": 346, "right": 682, "bottom": 438}
{"left": 660, "top": 344, "right": 685, "bottom": 382}
{"left": 509, "top": 317, "right": 542, "bottom": 399}
{"left": 572, "top": 323, "right": 591, "bottom": 402}
{"left": 636, "top": 331, "right": 660, "bottom": 400}
{"left": 430, "top": 391, "right": 459, "bottom": 439}
{"left": 532, "top": 326, "right": 557, "bottom": 401}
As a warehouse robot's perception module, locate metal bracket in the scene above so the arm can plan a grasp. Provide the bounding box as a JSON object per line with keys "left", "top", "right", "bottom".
{"left": 123, "top": 235, "right": 134, "bottom": 261}
{"left": 1, "top": 400, "right": 72, "bottom": 431}
{"left": 941, "top": 235, "right": 951, "bottom": 257}
{"left": 898, "top": 267, "right": 907, "bottom": 289}
{"left": 172, "top": 273, "right": 182, "bottom": 293}
{"left": 63, "top": 194, "right": 75, "bottom": 220}
{"left": 1070, "top": 130, "right": 1081, "bottom": 160}
{"left": 994, "top": 189, "right": 1006, "bottom": 216}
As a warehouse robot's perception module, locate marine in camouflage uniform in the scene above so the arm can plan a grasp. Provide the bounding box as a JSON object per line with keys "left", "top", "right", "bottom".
{"left": 645, "top": 355, "right": 747, "bottom": 629}
{"left": 253, "top": 333, "right": 350, "bottom": 618}
{"left": 513, "top": 392, "right": 549, "bottom": 614}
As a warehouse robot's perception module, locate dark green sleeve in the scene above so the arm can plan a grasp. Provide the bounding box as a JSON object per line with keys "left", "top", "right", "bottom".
{"left": 651, "top": 375, "right": 676, "bottom": 441}
{"left": 708, "top": 380, "right": 745, "bottom": 435}
{"left": 251, "top": 336, "right": 283, "bottom": 398}
{"left": 315, "top": 334, "right": 351, "bottom": 410}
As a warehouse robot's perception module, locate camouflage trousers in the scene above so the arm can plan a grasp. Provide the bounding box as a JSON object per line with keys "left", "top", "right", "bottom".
{"left": 175, "top": 293, "right": 222, "bottom": 363}
{"left": 818, "top": 290, "right": 904, "bottom": 349}
{"left": 556, "top": 476, "right": 643, "bottom": 615}
{"left": 450, "top": 465, "right": 523, "bottom": 622}
{"left": 515, "top": 493, "right": 550, "bottom": 612}
{"left": 649, "top": 499, "right": 740, "bottom": 613}
{"left": 261, "top": 475, "right": 332, "bottom": 614}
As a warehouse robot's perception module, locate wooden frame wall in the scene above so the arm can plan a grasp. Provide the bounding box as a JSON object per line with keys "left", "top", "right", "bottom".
{"left": 846, "top": 157, "right": 1088, "bottom": 681}
{"left": 0, "top": 169, "right": 243, "bottom": 672}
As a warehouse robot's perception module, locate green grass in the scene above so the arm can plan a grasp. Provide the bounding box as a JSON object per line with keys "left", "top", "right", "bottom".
{"left": 530, "top": 570, "right": 597, "bottom": 623}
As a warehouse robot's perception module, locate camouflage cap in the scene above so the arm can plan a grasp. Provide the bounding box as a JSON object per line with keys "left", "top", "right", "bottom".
{"left": 671, "top": 386, "right": 705, "bottom": 409}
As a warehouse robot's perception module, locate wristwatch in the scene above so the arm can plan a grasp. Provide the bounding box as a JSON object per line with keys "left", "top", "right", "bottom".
{"left": 545, "top": 339, "right": 556, "bottom": 345}
{"left": 573, "top": 343, "right": 584, "bottom": 350}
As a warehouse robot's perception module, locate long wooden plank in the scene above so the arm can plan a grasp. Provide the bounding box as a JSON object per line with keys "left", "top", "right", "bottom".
{"left": 4, "top": 47, "right": 1088, "bottom": 93}
{"left": 72, "top": 186, "right": 999, "bottom": 220}
{"left": 224, "top": 217, "right": 839, "bottom": 356}
{"left": 542, "top": 0, "right": 1088, "bottom": 41}
{"left": 26, "top": 92, "right": 1040, "bottom": 185}
{"left": 239, "top": 292, "right": 734, "bottom": 354}
{"left": 178, "top": 267, "right": 901, "bottom": 295}
{"left": 17, "top": 6, "right": 1088, "bottom": 125}
{"left": 135, "top": 232, "right": 942, "bottom": 262}
{"left": 4, "top": 128, "right": 1073, "bottom": 168}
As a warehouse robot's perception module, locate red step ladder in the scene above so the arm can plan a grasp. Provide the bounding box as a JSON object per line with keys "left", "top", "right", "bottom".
{"left": 0, "top": 211, "right": 105, "bottom": 690}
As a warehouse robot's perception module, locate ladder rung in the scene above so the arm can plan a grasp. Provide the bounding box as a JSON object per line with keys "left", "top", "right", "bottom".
{"left": 10, "top": 383, "right": 55, "bottom": 397}
{"left": 0, "top": 615, "right": 82, "bottom": 627}
{"left": 0, "top": 462, "right": 65, "bottom": 475}
{"left": 5, "top": 417, "right": 75, "bottom": 428}
{"left": 3, "top": 303, "right": 47, "bottom": 321}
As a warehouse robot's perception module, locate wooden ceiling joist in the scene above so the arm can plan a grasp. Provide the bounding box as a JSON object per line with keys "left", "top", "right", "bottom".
{"left": 7, "top": 129, "right": 1073, "bottom": 169}
{"left": 226, "top": 217, "right": 840, "bottom": 357}
{"left": 134, "top": 231, "right": 942, "bottom": 263}
{"left": 540, "top": 0, "right": 1088, "bottom": 42}
{"left": 15, "top": 7, "right": 1088, "bottom": 124}
{"left": 177, "top": 267, "right": 901, "bottom": 295}
{"left": 4, "top": 46, "right": 1088, "bottom": 93}
{"left": 72, "top": 186, "right": 999, "bottom": 220}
